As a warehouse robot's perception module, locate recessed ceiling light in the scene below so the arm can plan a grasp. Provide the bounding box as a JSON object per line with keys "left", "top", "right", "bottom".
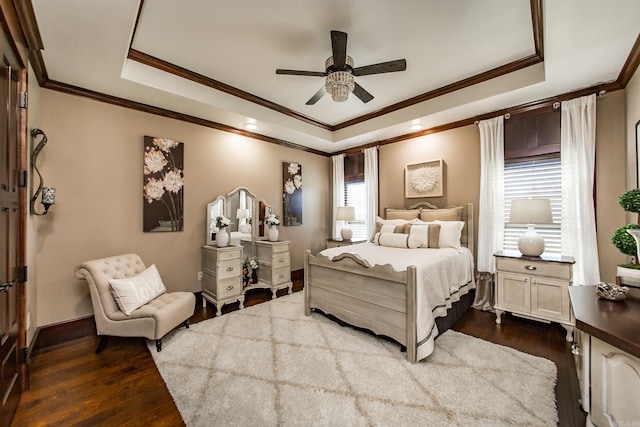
{"left": 246, "top": 123, "right": 257, "bottom": 131}
{"left": 410, "top": 123, "right": 422, "bottom": 131}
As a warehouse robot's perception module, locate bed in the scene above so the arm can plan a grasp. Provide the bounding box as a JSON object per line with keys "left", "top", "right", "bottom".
{"left": 304, "top": 202, "right": 475, "bottom": 363}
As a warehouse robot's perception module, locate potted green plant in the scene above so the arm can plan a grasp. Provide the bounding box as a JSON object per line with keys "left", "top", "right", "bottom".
{"left": 612, "top": 189, "right": 640, "bottom": 286}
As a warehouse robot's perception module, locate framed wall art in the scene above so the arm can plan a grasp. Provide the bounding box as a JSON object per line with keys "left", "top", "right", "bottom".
{"left": 143, "top": 136, "right": 184, "bottom": 232}
{"left": 405, "top": 159, "right": 443, "bottom": 198}
{"left": 282, "top": 161, "right": 302, "bottom": 226}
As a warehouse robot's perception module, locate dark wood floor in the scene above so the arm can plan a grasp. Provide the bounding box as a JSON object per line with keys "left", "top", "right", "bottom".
{"left": 12, "top": 281, "right": 585, "bottom": 426}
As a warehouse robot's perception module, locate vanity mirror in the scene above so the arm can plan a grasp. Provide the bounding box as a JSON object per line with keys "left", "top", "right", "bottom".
{"left": 225, "top": 187, "right": 256, "bottom": 244}
{"left": 206, "top": 187, "right": 279, "bottom": 246}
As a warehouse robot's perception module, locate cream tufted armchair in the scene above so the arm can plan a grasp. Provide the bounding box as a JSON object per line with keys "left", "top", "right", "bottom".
{"left": 75, "top": 253, "right": 195, "bottom": 353}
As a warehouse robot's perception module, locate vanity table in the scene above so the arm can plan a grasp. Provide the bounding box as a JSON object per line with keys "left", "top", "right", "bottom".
{"left": 569, "top": 285, "right": 640, "bottom": 426}
{"left": 203, "top": 187, "right": 291, "bottom": 312}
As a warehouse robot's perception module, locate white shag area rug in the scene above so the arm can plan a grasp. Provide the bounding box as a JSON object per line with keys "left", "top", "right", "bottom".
{"left": 148, "top": 292, "right": 558, "bottom": 426}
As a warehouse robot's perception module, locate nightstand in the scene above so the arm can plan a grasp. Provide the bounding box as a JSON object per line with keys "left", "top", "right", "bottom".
{"left": 326, "top": 238, "right": 366, "bottom": 249}
{"left": 494, "top": 251, "right": 575, "bottom": 341}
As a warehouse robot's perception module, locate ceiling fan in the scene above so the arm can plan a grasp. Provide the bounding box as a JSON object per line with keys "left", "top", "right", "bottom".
{"left": 276, "top": 30, "right": 407, "bottom": 105}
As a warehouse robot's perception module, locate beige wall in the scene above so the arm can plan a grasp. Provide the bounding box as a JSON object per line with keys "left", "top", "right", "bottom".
{"left": 596, "top": 91, "right": 627, "bottom": 281}
{"left": 376, "top": 97, "right": 626, "bottom": 283}
{"left": 379, "top": 125, "right": 482, "bottom": 259}
{"left": 29, "top": 76, "right": 632, "bottom": 330}
{"left": 34, "top": 89, "right": 330, "bottom": 327}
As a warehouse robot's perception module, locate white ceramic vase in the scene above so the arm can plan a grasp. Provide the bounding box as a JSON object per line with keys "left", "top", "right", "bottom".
{"left": 268, "top": 225, "right": 279, "bottom": 242}
{"left": 216, "top": 228, "right": 229, "bottom": 247}
{"left": 627, "top": 228, "right": 640, "bottom": 262}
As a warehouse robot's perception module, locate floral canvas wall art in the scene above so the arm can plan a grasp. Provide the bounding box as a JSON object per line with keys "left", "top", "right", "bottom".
{"left": 143, "top": 136, "right": 184, "bottom": 232}
{"left": 282, "top": 162, "right": 302, "bottom": 226}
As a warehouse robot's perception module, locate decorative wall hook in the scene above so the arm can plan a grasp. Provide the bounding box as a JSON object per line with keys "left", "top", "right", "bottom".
{"left": 30, "top": 128, "right": 55, "bottom": 215}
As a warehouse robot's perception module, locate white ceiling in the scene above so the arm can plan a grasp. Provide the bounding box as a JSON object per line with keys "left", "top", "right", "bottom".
{"left": 32, "top": 0, "right": 640, "bottom": 153}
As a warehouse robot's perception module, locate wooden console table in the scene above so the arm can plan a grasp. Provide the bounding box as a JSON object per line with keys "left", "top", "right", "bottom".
{"left": 569, "top": 285, "right": 640, "bottom": 426}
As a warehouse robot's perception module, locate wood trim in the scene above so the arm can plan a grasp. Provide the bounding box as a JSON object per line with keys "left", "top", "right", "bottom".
{"left": 530, "top": 0, "right": 544, "bottom": 59}
{"left": 337, "top": 80, "right": 623, "bottom": 155}
{"left": 128, "top": 49, "right": 332, "bottom": 131}
{"left": 12, "top": 0, "right": 46, "bottom": 85}
{"left": 333, "top": 54, "right": 543, "bottom": 131}
{"left": 43, "top": 79, "right": 330, "bottom": 157}
{"left": 31, "top": 316, "right": 96, "bottom": 354}
{"left": 618, "top": 32, "right": 640, "bottom": 87}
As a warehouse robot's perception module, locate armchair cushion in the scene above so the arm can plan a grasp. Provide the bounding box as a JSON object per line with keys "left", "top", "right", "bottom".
{"left": 109, "top": 264, "right": 166, "bottom": 315}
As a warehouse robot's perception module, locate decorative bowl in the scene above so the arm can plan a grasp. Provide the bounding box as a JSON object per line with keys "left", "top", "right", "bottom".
{"left": 596, "top": 281, "right": 630, "bottom": 301}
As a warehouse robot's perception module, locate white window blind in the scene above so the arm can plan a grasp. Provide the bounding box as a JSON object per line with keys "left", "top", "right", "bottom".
{"left": 345, "top": 181, "right": 367, "bottom": 241}
{"left": 504, "top": 158, "right": 562, "bottom": 255}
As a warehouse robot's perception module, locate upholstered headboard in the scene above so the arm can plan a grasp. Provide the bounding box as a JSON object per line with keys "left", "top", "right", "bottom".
{"left": 382, "top": 202, "right": 474, "bottom": 255}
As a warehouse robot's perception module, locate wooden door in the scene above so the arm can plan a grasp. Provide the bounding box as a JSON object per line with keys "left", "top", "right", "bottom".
{"left": 0, "top": 27, "right": 24, "bottom": 426}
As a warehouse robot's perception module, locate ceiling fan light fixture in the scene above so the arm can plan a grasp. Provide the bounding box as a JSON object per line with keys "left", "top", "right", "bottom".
{"left": 325, "top": 71, "right": 355, "bottom": 102}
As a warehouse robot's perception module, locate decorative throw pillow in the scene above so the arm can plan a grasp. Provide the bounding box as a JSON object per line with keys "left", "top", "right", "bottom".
{"left": 432, "top": 220, "right": 465, "bottom": 248}
{"left": 109, "top": 264, "right": 167, "bottom": 315}
{"left": 370, "top": 217, "right": 408, "bottom": 241}
{"left": 403, "top": 223, "right": 441, "bottom": 248}
{"left": 419, "top": 207, "right": 463, "bottom": 222}
{"left": 385, "top": 208, "right": 420, "bottom": 220}
{"left": 372, "top": 232, "right": 420, "bottom": 249}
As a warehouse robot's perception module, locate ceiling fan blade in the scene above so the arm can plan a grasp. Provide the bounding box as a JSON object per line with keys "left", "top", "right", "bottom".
{"left": 305, "top": 86, "right": 327, "bottom": 105}
{"left": 352, "top": 82, "right": 374, "bottom": 103}
{"left": 330, "top": 30, "right": 348, "bottom": 68}
{"left": 276, "top": 69, "right": 326, "bottom": 77}
{"left": 352, "top": 59, "right": 407, "bottom": 76}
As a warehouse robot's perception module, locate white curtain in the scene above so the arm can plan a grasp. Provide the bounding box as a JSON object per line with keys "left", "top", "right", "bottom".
{"left": 332, "top": 154, "right": 345, "bottom": 239}
{"left": 474, "top": 116, "right": 505, "bottom": 310}
{"left": 561, "top": 94, "right": 600, "bottom": 286}
{"left": 364, "top": 147, "right": 378, "bottom": 238}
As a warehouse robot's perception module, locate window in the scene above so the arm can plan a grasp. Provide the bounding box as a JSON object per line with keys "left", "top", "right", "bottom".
{"left": 503, "top": 157, "right": 562, "bottom": 255}
{"left": 345, "top": 181, "right": 367, "bottom": 240}
{"left": 343, "top": 152, "right": 367, "bottom": 241}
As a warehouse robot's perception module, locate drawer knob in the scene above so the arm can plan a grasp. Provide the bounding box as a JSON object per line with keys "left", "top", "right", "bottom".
{"left": 279, "top": 258, "right": 284, "bottom": 262}
{"left": 226, "top": 267, "right": 234, "bottom": 272}
{"left": 524, "top": 265, "right": 537, "bottom": 271}
{"left": 225, "top": 285, "right": 234, "bottom": 291}
{"left": 279, "top": 274, "right": 285, "bottom": 278}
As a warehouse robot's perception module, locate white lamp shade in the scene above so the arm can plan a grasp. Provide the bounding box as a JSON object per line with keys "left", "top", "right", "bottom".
{"left": 336, "top": 206, "right": 355, "bottom": 221}
{"left": 509, "top": 199, "right": 552, "bottom": 257}
{"left": 509, "top": 198, "right": 552, "bottom": 224}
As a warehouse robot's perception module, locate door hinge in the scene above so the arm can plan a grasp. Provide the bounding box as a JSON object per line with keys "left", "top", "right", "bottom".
{"left": 18, "top": 265, "right": 27, "bottom": 282}
{"left": 19, "top": 91, "right": 28, "bottom": 109}
{"left": 18, "top": 170, "right": 27, "bottom": 187}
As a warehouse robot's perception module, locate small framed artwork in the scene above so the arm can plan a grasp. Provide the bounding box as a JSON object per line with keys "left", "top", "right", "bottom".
{"left": 405, "top": 159, "right": 443, "bottom": 198}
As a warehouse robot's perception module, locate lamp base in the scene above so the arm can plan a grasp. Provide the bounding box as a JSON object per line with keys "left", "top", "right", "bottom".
{"left": 518, "top": 224, "right": 545, "bottom": 257}
{"left": 340, "top": 226, "right": 353, "bottom": 240}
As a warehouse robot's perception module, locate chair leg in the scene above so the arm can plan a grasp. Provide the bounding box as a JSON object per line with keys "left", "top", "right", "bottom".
{"left": 155, "top": 339, "right": 162, "bottom": 352}
{"left": 95, "top": 336, "right": 108, "bottom": 354}
{"left": 184, "top": 319, "right": 190, "bottom": 329}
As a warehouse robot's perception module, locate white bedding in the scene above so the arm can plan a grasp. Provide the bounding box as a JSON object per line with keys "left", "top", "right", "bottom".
{"left": 320, "top": 242, "right": 475, "bottom": 361}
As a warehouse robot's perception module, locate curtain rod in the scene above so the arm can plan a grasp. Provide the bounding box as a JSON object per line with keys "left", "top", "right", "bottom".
{"left": 474, "top": 89, "right": 607, "bottom": 125}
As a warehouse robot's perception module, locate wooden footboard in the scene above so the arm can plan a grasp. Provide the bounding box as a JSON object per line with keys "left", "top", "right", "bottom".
{"left": 304, "top": 250, "right": 418, "bottom": 363}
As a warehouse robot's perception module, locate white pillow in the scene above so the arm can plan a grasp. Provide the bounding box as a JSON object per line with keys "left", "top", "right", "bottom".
{"left": 433, "top": 220, "right": 464, "bottom": 248}
{"left": 372, "top": 232, "right": 420, "bottom": 249}
{"left": 405, "top": 223, "right": 440, "bottom": 248}
{"left": 109, "top": 264, "right": 167, "bottom": 315}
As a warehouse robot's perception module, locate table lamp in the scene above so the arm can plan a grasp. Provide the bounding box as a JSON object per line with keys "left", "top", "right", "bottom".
{"left": 509, "top": 198, "right": 553, "bottom": 256}
{"left": 336, "top": 206, "right": 356, "bottom": 240}
{"left": 236, "top": 208, "right": 250, "bottom": 233}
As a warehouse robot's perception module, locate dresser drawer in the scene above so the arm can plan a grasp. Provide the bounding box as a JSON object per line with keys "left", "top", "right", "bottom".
{"left": 218, "top": 259, "right": 241, "bottom": 280}
{"left": 271, "top": 266, "right": 290, "bottom": 285}
{"left": 217, "top": 276, "right": 242, "bottom": 299}
{"left": 496, "top": 257, "right": 571, "bottom": 280}
{"left": 271, "top": 252, "right": 290, "bottom": 269}
{"left": 271, "top": 243, "right": 289, "bottom": 254}
{"left": 217, "top": 248, "right": 242, "bottom": 262}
